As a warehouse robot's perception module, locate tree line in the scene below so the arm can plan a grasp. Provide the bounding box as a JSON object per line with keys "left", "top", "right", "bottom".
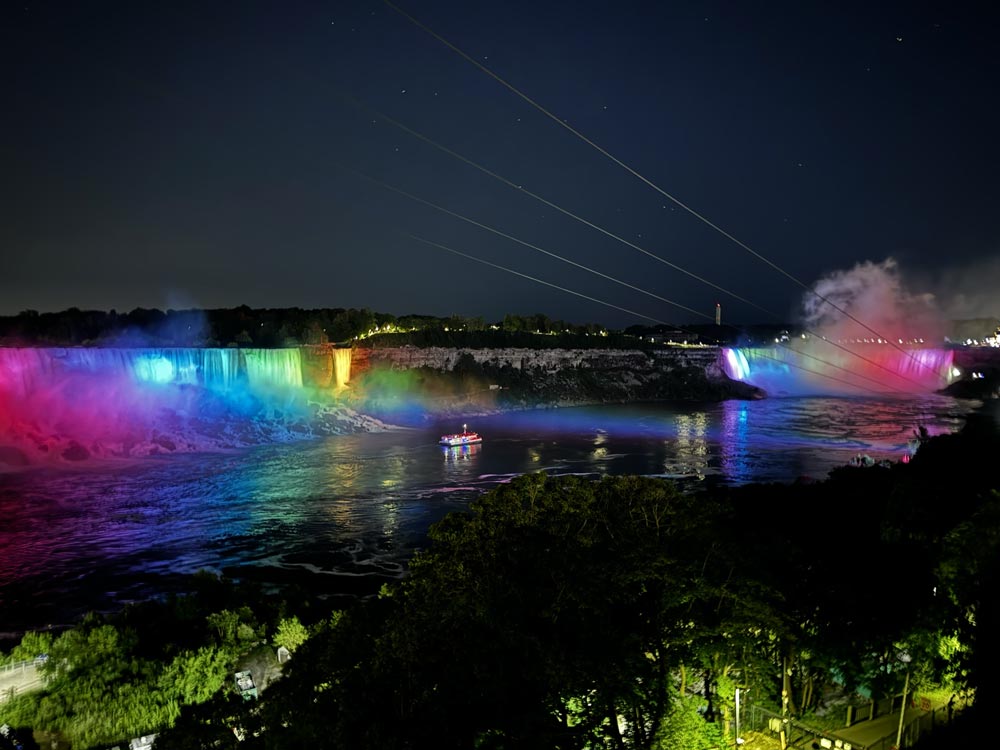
{"left": 0, "top": 308, "right": 619, "bottom": 349}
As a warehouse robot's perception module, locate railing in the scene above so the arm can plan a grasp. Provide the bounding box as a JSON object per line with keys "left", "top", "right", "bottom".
{"left": 845, "top": 694, "right": 898, "bottom": 726}
{"left": 745, "top": 699, "right": 961, "bottom": 750}
{"left": 743, "top": 704, "right": 858, "bottom": 749}
{"left": 0, "top": 658, "right": 45, "bottom": 705}
{"left": 864, "top": 704, "right": 959, "bottom": 750}
{"left": 0, "top": 660, "right": 37, "bottom": 675}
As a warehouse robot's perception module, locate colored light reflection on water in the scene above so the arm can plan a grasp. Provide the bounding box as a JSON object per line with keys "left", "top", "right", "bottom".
{"left": 0, "top": 396, "right": 976, "bottom": 634}
{"left": 442, "top": 442, "right": 481, "bottom": 462}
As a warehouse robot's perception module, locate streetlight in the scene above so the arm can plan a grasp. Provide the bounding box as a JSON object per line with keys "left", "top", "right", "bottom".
{"left": 895, "top": 651, "right": 912, "bottom": 749}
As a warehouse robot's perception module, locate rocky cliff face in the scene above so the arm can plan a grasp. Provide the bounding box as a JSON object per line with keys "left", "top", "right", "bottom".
{"left": 348, "top": 346, "right": 761, "bottom": 420}
{"left": 352, "top": 345, "right": 723, "bottom": 376}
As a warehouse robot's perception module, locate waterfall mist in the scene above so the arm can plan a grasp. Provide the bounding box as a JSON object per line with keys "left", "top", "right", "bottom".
{"left": 723, "top": 259, "right": 957, "bottom": 395}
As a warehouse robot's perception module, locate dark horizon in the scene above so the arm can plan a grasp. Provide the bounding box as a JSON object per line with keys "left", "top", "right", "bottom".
{"left": 0, "top": 304, "right": 789, "bottom": 346}
{"left": 5, "top": 1, "right": 1000, "bottom": 328}
{"left": 3, "top": 304, "right": 997, "bottom": 355}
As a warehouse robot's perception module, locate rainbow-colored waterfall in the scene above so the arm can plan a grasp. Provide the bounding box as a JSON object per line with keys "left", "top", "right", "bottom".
{"left": 721, "top": 345, "right": 956, "bottom": 396}
{"left": 0, "top": 347, "right": 304, "bottom": 397}
{"left": 0, "top": 347, "right": 325, "bottom": 465}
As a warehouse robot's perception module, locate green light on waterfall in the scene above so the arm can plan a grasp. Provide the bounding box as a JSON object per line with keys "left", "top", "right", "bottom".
{"left": 134, "top": 355, "right": 176, "bottom": 384}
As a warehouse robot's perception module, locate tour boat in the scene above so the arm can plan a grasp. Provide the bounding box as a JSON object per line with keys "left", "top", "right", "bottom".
{"left": 440, "top": 424, "right": 482, "bottom": 447}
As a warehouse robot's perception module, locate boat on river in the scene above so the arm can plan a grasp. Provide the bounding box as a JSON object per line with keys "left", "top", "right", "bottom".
{"left": 440, "top": 424, "right": 482, "bottom": 447}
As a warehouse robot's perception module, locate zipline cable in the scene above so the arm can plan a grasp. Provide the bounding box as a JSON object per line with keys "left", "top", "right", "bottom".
{"left": 408, "top": 233, "right": 891, "bottom": 395}
{"left": 345, "top": 97, "right": 931, "bottom": 391}
{"left": 381, "top": 0, "right": 946, "bottom": 385}
{"left": 346, "top": 166, "right": 713, "bottom": 321}
{"left": 346, "top": 164, "right": 922, "bottom": 393}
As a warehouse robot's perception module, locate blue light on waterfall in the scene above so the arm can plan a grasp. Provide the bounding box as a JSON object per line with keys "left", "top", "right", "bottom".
{"left": 134, "top": 355, "right": 176, "bottom": 384}
{"left": 724, "top": 348, "right": 751, "bottom": 381}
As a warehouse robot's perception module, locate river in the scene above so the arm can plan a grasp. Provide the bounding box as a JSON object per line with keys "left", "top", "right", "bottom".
{"left": 0, "top": 395, "right": 974, "bottom": 636}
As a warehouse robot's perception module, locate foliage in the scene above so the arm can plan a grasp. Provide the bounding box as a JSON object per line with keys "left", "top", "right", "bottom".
{"left": 158, "top": 648, "right": 230, "bottom": 704}
{"left": 4, "top": 630, "right": 54, "bottom": 664}
{"left": 934, "top": 492, "right": 1000, "bottom": 704}
{"left": 272, "top": 616, "right": 309, "bottom": 653}
{"left": 205, "top": 607, "right": 260, "bottom": 651}
{"left": 3, "top": 620, "right": 178, "bottom": 747}
{"left": 653, "top": 694, "right": 725, "bottom": 750}
{"left": 257, "top": 473, "right": 757, "bottom": 749}
{"left": 0, "top": 573, "right": 304, "bottom": 748}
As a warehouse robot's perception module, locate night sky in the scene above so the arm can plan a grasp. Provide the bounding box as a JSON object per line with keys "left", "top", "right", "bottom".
{"left": 4, "top": 1, "right": 999, "bottom": 328}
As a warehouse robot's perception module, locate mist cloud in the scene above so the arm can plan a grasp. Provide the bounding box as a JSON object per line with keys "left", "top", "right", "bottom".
{"left": 799, "top": 258, "right": 944, "bottom": 343}
{"left": 913, "top": 256, "right": 1000, "bottom": 321}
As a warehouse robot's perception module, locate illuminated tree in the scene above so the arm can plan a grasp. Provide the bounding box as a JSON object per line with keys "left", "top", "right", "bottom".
{"left": 272, "top": 616, "right": 309, "bottom": 653}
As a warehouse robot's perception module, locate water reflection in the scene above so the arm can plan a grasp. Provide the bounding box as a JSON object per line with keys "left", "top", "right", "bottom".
{"left": 442, "top": 442, "right": 482, "bottom": 482}
{"left": 672, "top": 411, "right": 709, "bottom": 479}
{"left": 590, "top": 430, "right": 610, "bottom": 471}
{"left": 720, "top": 400, "right": 752, "bottom": 482}
{"left": 442, "top": 442, "right": 481, "bottom": 463}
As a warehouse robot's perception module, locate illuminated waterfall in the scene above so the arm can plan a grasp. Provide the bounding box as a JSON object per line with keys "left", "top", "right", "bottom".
{"left": 242, "top": 349, "right": 303, "bottom": 390}
{"left": 333, "top": 348, "right": 352, "bottom": 389}
{"left": 0, "top": 347, "right": 318, "bottom": 464}
{"left": 0, "top": 347, "right": 305, "bottom": 397}
{"left": 721, "top": 345, "right": 955, "bottom": 395}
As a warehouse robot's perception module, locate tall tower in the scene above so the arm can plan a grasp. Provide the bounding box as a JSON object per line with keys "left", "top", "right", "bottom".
{"left": 715, "top": 303, "right": 721, "bottom": 326}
